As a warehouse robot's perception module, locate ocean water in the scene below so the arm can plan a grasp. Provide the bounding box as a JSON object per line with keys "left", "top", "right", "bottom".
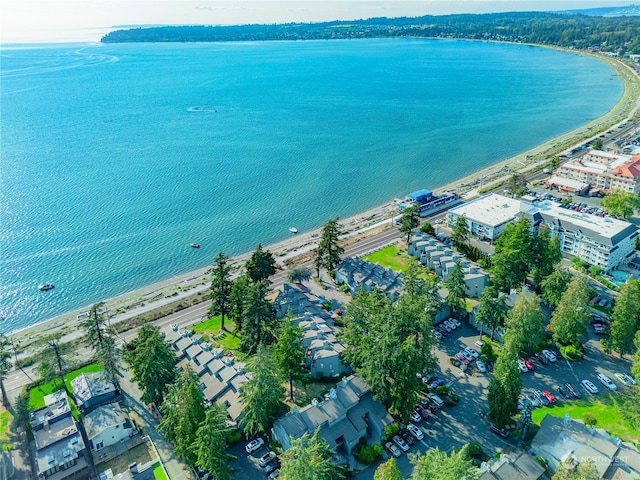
{"left": 0, "top": 38, "right": 622, "bottom": 333}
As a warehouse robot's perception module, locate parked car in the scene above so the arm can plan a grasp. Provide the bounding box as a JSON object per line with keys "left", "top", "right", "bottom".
{"left": 566, "top": 383, "right": 582, "bottom": 399}
{"left": 474, "top": 340, "right": 484, "bottom": 349}
{"left": 542, "top": 350, "right": 557, "bottom": 362}
{"left": 485, "top": 361, "right": 494, "bottom": 372}
{"left": 542, "top": 390, "right": 556, "bottom": 404}
{"left": 557, "top": 386, "right": 571, "bottom": 399}
{"left": 533, "top": 352, "right": 549, "bottom": 365}
{"left": 522, "top": 358, "right": 535, "bottom": 371}
{"left": 268, "top": 470, "right": 280, "bottom": 480}
{"left": 464, "top": 347, "right": 480, "bottom": 359}
{"left": 410, "top": 411, "right": 422, "bottom": 423}
{"left": 407, "top": 423, "right": 424, "bottom": 440}
{"left": 399, "top": 428, "right": 416, "bottom": 446}
{"left": 517, "top": 360, "right": 529, "bottom": 373}
{"left": 427, "top": 393, "right": 445, "bottom": 408}
{"left": 429, "top": 378, "right": 445, "bottom": 389}
{"left": 593, "top": 325, "right": 608, "bottom": 335}
{"left": 246, "top": 437, "right": 265, "bottom": 454}
{"left": 582, "top": 380, "right": 599, "bottom": 394}
{"left": 476, "top": 359, "right": 487, "bottom": 373}
{"left": 259, "top": 452, "right": 277, "bottom": 467}
{"left": 385, "top": 441, "right": 402, "bottom": 458}
{"left": 623, "top": 372, "right": 637, "bottom": 385}
{"left": 614, "top": 373, "right": 631, "bottom": 386}
{"left": 264, "top": 462, "right": 280, "bottom": 476}
{"left": 489, "top": 424, "right": 509, "bottom": 438}
{"left": 597, "top": 373, "right": 617, "bottom": 391}
{"left": 393, "top": 435, "right": 410, "bottom": 452}
{"left": 534, "top": 390, "right": 550, "bottom": 406}
{"left": 414, "top": 405, "right": 430, "bottom": 420}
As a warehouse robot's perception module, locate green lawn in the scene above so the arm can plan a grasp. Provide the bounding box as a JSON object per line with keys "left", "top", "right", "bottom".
{"left": 362, "top": 244, "right": 411, "bottom": 273}
{"left": 531, "top": 393, "right": 639, "bottom": 443}
{"left": 0, "top": 410, "right": 11, "bottom": 444}
{"left": 153, "top": 463, "right": 168, "bottom": 480}
{"left": 191, "top": 315, "right": 241, "bottom": 352}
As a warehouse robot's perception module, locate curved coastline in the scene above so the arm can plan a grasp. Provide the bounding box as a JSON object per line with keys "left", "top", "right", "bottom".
{"left": 7, "top": 50, "right": 640, "bottom": 346}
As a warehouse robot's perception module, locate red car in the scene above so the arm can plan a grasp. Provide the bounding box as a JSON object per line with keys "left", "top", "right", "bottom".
{"left": 522, "top": 359, "right": 535, "bottom": 371}
{"left": 414, "top": 405, "right": 430, "bottom": 420}
{"left": 542, "top": 390, "right": 555, "bottom": 404}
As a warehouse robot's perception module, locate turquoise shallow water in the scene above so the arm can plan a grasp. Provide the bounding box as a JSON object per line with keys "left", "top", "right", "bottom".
{"left": 0, "top": 38, "right": 623, "bottom": 333}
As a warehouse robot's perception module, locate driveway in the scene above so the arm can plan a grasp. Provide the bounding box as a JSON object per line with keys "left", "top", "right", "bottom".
{"left": 229, "top": 434, "right": 274, "bottom": 480}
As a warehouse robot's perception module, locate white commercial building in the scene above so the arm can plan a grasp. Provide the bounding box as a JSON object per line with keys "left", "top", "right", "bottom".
{"left": 446, "top": 194, "right": 521, "bottom": 241}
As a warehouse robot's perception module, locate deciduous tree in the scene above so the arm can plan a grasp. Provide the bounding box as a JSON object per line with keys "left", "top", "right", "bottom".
{"left": 502, "top": 291, "right": 546, "bottom": 354}
{"left": 287, "top": 266, "right": 311, "bottom": 284}
{"left": 279, "top": 429, "right": 345, "bottom": 480}
{"left": 124, "top": 324, "right": 176, "bottom": 406}
{"left": 601, "top": 189, "right": 640, "bottom": 219}
{"left": 194, "top": 404, "right": 236, "bottom": 480}
{"left": 531, "top": 227, "right": 561, "bottom": 286}
{"left": 159, "top": 369, "right": 206, "bottom": 465}
{"left": 420, "top": 222, "right": 436, "bottom": 236}
{"left": 608, "top": 279, "right": 640, "bottom": 356}
{"left": 399, "top": 206, "right": 420, "bottom": 246}
{"left": 374, "top": 458, "right": 402, "bottom": 480}
{"left": 239, "top": 344, "right": 284, "bottom": 436}
{"left": 549, "top": 276, "right": 590, "bottom": 346}
{"left": 552, "top": 458, "right": 599, "bottom": 480}
{"left": 272, "top": 319, "right": 305, "bottom": 400}
{"left": 540, "top": 267, "right": 572, "bottom": 308}
{"left": 210, "top": 251, "right": 233, "bottom": 331}
{"left": 410, "top": 445, "right": 480, "bottom": 480}
{"left": 475, "top": 286, "right": 510, "bottom": 341}
{"left": 451, "top": 216, "right": 469, "bottom": 247}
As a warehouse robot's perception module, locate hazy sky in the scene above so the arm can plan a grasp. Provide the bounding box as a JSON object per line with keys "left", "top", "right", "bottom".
{"left": 1, "top": 0, "right": 633, "bottom": 43}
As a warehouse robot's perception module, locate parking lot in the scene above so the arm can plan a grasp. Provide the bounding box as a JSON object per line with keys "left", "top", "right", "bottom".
{"left": 352, "top": 319, "right": 635, "bottom": 480}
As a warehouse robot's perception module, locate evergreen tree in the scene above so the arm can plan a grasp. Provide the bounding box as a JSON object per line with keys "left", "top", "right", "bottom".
{"left": 239, "top": 344, "right": 285, "bottom": 435}
{"left": 313, "top": 247, "right": 324, "bottom": 278}
{"left": 502, "top": 291, "right": 545, "bottom": 354}
{"left": 37, "top": 334, "right": 72, "bottom": 394}
{"left": 488, "top": 340, "right": 522, "bottom": 427}
{"left": 239, "top": 281, "right": 278, "bottom": 355}
{"left": 410, "top": 446, "right": 480, "bottom": 480}
{"left": 209, "top": 251, "right": 233, "bottom": 331}
{"left": 552, "top": 458, "right": 599, "bottom": 480}
{"left": 451, "top": 216, "right": 470, "bottom": 247}
{"left": 318, "top": 218, "right": 344, "bottom": 278}
{"left": 506, "top": 173, "right": 528, "bottom": 197}
{"left": 516, "top": 400, "right": 533, "bottom": 445}
{"left": 246, "top": 243, "right": 277, "bottom": 285}
{"left": 229, "top": 274, "right": 250, "bottom": 333}
{"left": 124, "top": 324, "right": 176, "bottom": 406}
{"left": 194, "top": 404, "right": 236, "bottom": 480}
{"left": 491, "top": 218, "right": 533, "bottom": 293}
{"left": 82, "top": 303, "right": 120, "bottom": 386}
{"left": 420, "top": 222, "right": 436, "bottom": 236}
{"left": 272, "top": 319, "right": 305, "bottom": 401}
{"left": 11, "top": 388, "right": 31, "bottom": 433}
{"left": 608, "top": 279, "right": 640, "bottom": 356}
{"left": 549, "top": 276, "right": 590, "bottom": 346}
{"left": 159, "top": 369, "right": 206, "bottom": 465}
{"left": 475, "top": 286, "right": 510, "bottom": 341}
{"left": 540, "top": 267, "right": 572, "bottom": 308}
{"left": 445, "top": 260, "right": 467, "bottom": 319}
{"left": 531, "top": 227, "right": 561, "bottom": 286}
{"left": 399, "top": 206, "right": 420, "bottom": 246}
{"left": 279, "top": 429, "right": 345, "bottom": 480}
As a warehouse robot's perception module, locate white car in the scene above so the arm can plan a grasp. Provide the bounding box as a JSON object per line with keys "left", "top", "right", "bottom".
{"left": 582, "top": 380, "right": 599, "bottom": 394}
{"left": 393, "top": 435, "right": 410, "bottom": 452}
{"left": 258, "top": 451, "right": 276, "bottom": 467}
{"left": 407, "top": 423, "right": 424, "bottom": 440}
{"left": 474, "top": 340, "right": 484, "bottom": 349}
{"left": 623, "top": 372, "right": 637, "bottom": 385}
{"left": 517, "top": 360, "right": 529, "bottom": 373}
{"left": 614, "top": 373, "right": 631, "bottom": 386}
{"left": 542, "top": 350, "right": 557, "bottom": 362}
{"left": 464, "top": 347, "right": 480, "bottom": 359}
{"left": 448, "top": 318, "right": 461, "bottom": 328}
{"left": 410, "top": 411, "right": 422, "bottom": 423}
{"left": 597, "top": 373, "right": 617, "bottom": 391}
{"left": 385, "top": 442, "right": 402, "bottom": 458}
{"left": 476, "top": 359, "right": 487, "bottom": 373}
{"left": 245, "top": 437, "right": 265, "bottom": 454}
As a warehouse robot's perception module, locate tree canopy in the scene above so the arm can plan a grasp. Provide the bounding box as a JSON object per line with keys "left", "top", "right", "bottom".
{"left": 279, "top": 429, "right": 345, "bottom": 480}
{"left": 608, "top": 279, "right": 640, "bottom": 356}
{"left": 502, "top": 291, "right": 546, "bottom": 354}
{"left": 194, "top": 404, "right": 236, "bottom": 480}
{"left": 272, "top": 318, "right": 305, "bottom": 401}
{"left": 399, "top": 206, "right": 420, "bottom": 246}
{"left": 410, "top": 446, "right": 480, "bottom": 480}
{"left": 246, "top": 243, "right": 277, "bottom": 285}
{"left": 316, "top": 218, "right": 344, "bottom": 278}
{"left": 549, "top": 276, "right": 590, "bottom": 346}
{"left": 210, "top": 251, "right": 234, "bottom": 331}
{"left": 601, "top": 189, "right": 640, "bottom": 219}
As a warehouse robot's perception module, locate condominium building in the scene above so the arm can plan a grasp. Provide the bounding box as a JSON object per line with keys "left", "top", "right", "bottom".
{"left": 446, "top": 194, "right": 522, "bottom": 241}
{"left": 556, "top": 150, "right": 640, "bottom": 194}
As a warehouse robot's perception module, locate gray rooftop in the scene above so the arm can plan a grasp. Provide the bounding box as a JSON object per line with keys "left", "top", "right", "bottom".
{"left": 83, "top": 403, "right": 127, "bottom": 439}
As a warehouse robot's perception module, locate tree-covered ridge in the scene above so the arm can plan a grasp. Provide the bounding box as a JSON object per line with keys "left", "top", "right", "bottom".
{"left": 101, "top": 12, "right": 640, "bottom": 53}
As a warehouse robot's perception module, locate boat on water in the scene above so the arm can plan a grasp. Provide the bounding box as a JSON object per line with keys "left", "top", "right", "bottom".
{"left": 289, "top": 227, "right": 298, "bottom": 234}
{"left": 190, "top": 243, "right": 200, "bottom": 248}
{"left": 39, "top": 283, "right": 55, "bottom": 291}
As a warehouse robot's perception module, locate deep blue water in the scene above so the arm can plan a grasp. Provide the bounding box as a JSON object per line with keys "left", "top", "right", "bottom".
{"left": 0, "top": 39, "right": 623, "bottom": 333}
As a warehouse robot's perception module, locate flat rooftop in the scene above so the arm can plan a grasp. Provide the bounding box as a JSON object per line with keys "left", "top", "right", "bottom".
{"left": 448, "top": 194, "right": 521, "bottom": 227}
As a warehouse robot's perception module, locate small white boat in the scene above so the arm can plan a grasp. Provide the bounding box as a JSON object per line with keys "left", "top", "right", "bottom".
{"left": 190, "top": 243, "right": 200, "bottom": 248}
{"left": 39, "top": 283, "right": 55, "bottom": 291}
{"left": 289, "top": 227, "right": 298, "bottom": 234}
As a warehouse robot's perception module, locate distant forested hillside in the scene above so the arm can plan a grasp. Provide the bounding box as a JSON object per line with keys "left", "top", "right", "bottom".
{"left": 101, "top": 11, "right": 640, "bottom": 54}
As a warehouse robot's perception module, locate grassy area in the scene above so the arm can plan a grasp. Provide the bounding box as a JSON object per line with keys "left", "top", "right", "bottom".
{"left": 96, "top": 442, "right": 155, "bottom": 476}
{"left": 153, "top": 463, "right": 168, "bottom": 480}
{"left": 531, "top": 393, "right": 639, "bottom": 443}
{"left": 0, "top": 409, "right": 12, "bottom": 449}
{"left": 362, "top": 244, "right": 411, "bottom": 273}
{"left": 191, "top": 315, "right": 241, "bottom": 352}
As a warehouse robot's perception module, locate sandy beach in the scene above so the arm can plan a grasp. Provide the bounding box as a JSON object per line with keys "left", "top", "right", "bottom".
{"left": 8, "top": 52, "right": 640, "bottom": 353}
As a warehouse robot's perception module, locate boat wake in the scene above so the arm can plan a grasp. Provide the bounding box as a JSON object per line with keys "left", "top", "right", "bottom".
{"left": 187, "top": 106, "right": 218, "bottom": 113}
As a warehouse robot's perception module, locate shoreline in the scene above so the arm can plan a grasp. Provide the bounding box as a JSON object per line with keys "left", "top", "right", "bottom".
{"left": 8, "top": 53, "right": 640, "bottom": 347}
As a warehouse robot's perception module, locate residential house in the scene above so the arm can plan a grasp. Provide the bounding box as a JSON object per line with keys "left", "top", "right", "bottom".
{"left": 70, "top": 373, "right": 116, "bottom": 411}
{"left": 83, "top": 403, "right": 134, "bottom": 451}
{"left": 274, "top": 284, "right": 350, "bottom": 379}
{"left": 31, "top": 391, "right": 90, "bottom": 480}
{"left": 530, "top": 414, "right": 640, "bottom": 479}
{"left": 479, "top": 451, "right": 546, "bottom": 480}
{"left": 408, "top": 232, "right": 488, "bottom": 298}
{"left": 272, "top": 375, "right": 393, "bottom": 466}
{"left": 163, "top": 326, "right": 249, "bottom": 423}
{"left": 335, "top": 257, "right": 403, "bottom": 300}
